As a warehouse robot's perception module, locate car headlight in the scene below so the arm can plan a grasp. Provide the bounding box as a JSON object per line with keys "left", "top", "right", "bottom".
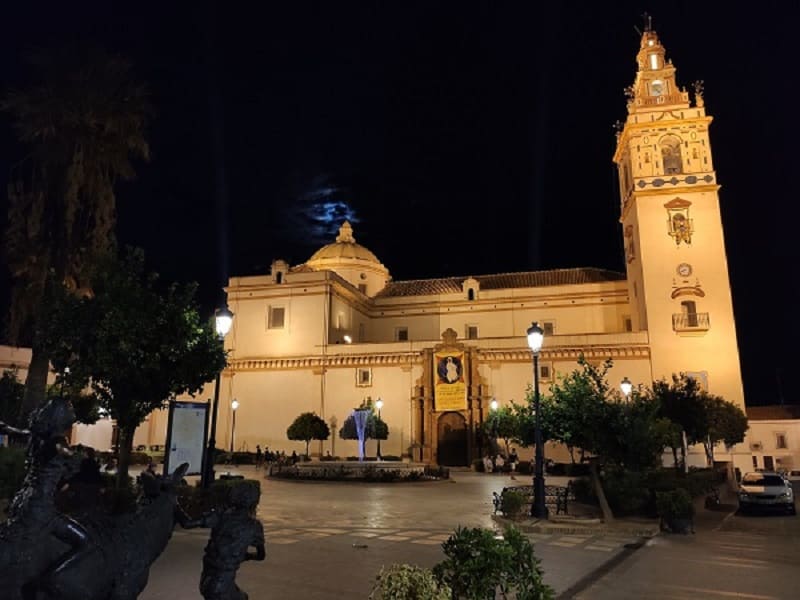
{"left": 778, "top": 492, "right": 790, "bottom": 499}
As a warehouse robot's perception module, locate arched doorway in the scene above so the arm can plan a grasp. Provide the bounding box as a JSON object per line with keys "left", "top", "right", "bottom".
{"left": 437, "top": 412, "right": 468, "bottom": 466}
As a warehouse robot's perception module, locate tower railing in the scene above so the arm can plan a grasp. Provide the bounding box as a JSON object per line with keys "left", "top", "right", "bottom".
{"left": 672, "top": 312, "right": 710, "bottom": 331}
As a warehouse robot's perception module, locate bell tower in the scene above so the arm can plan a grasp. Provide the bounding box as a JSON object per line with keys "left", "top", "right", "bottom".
{"left": 613, "top": 22, "right": 745, "bottom": 408}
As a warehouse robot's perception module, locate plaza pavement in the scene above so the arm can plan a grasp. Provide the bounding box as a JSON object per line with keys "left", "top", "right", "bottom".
{"left": 575, "top": 483, "right": 800, "bottom": 600}
{"left": 141, "top": 466, "right": 645, "bottom": 599}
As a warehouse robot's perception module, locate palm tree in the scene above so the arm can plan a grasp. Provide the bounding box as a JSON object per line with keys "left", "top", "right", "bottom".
{"left": 2, "top": 46, "right": 151, "bottom": 419}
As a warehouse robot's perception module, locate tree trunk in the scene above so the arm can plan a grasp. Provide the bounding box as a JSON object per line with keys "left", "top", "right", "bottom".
{"left": 671, "top": 445, "right": 680, "bottom": 471}
{"left": 306, "top": 440, "right": 310, "bottom": 458}
{"left": 116, "top": 426, "right": 134, "bottom": 489}
{"left": 589, "top": 459, "right": 614, "bottom": 523}
{"left": 18, "top": 344, "right": 51, "bottom": 423}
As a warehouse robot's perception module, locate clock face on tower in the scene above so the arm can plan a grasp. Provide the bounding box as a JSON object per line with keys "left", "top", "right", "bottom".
{"left": 677, "top": 263, "right": 692, "bottom": 277}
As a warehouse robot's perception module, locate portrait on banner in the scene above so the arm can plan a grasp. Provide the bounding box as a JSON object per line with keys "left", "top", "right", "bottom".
{"left": 434, "top": 351, "right": 467, "bottom": 411}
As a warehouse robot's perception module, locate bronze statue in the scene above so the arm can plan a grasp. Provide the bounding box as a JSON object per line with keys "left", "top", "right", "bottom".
{"left": 199, "top": 481, "right": 266, "bottom": 600}
{"left": 0, "top": 397, "right": 89, "bottom": 600}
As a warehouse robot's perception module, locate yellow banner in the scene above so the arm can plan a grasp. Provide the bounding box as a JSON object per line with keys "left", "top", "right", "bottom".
{"left": 434, "top": 351, "right": 467, "bottom": 411}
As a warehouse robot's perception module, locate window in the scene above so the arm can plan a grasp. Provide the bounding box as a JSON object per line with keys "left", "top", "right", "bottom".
{"left": 276, "top": 272, "right": 283, "bottom": 284}
{"left": 649, "top": 54, "right": 658, "bottom": 69}
{"left": 660, "top": 135, "right": 684, "bottom": 174}
{"left": 539, "top": 364, "right": 552, "bottom": 380}
{"left": 763, "top": 456, "right": 774, "bottom": 471}
{"left": 681, "top": 300, "right": 698, "bottom": 327}
{"left": 752, "top": 456, "right": 758, "bottom": 470}
{"left": 543, "top": 321, "right": 555, "bottom": 336}
{"left": 776, "top": 433, "right": 788, "bottom": 449}
{"left": 356, "top": 368, "right": 372, "bottom": 387}
{"left": 466, "top": 325, "right": 478, "bottom": 340}
{"left": 623, "top": 316, "right": 633, "bottom": 332}
{"left": 396, "top": 327, "right": 408, "bottom": 341}
{"left": 268, "top": 306, "right": 285, "bottom": 329}
{"left": 358, "top": 323, "right": 365, "bottom": 343}
{"left": 467, "top": 288, "right": 475, "bottom": 301}
{"left": 358, "top": 283, "right": 368, "bottom": 295}
{"left": 336, "top": 312, "right": 344, "bottom": 330}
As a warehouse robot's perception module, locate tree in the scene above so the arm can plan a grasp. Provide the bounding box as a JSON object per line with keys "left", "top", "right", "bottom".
{"left": 287, "top": 412, "right": 330, "bottom": 457}
{"left": 47, "top": 250, "right": 225, "bottom": 486}
{"left": 483, "top": 406, "right": 518, "bottom": 456}
{"left": 338, "top": 398, "right": 388, "bottom": 458}
{"left": 2, "top": 46, "right": 150, "bottom": 421}
{"left": 649, "top": 374, "right": 710, "bottom": 469}
{"left": 702, "top": 394, "right": 748, "bottom": 465}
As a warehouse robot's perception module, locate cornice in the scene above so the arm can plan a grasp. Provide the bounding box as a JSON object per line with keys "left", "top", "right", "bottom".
{"left": 227, "top": 343, "right": 651, "bottom": 372}
{"left": 479, "top": 345, "right": 651, "bottom": 363}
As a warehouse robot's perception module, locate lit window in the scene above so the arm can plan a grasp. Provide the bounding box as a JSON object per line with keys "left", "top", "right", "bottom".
{"left": 396, "top": 327, "right": 409, "bottom": 342}
{"left": 466, "top": 325, "right": 478, "bottom": 340}
{"left": 649, "top": 54, "right": 659, "bottom": 69}
{"left": 356, "top": 368, "right": 372, "bottom": 387}
{"left": 268, "top": 306, "right": 285, "bottom": 329}
{"left": 776, "top": 433, "right": 788, "bottom": 449}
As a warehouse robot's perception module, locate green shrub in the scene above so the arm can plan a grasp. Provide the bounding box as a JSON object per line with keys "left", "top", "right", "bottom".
{"left": 0, "top": 446, "right": 26, "bottom": 499}
{"left": 656, "top": 488, "right": 694, "bottom": 520}
{"left": 129, "top": 451, "right": 151, "bottom": 465}
{"left": 570, "top": 477, "right": 594, "bottom": 504}
{"left": 433, "top": 526, "right": 553, "bottom": 600}
{"left": 179, "top": 478, "right": 260, "bottom": 518}
{"left": 370, "top": 564, "right": 451, "bottom": 600}
{"left": 500, "top": 489, "right": 527, "bottom": 519}
{"left": 601, "top": 468, "right": 651, "bottom": 515}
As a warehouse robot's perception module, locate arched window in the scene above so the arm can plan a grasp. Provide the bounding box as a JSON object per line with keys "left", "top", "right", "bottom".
{"left": 276, "top": 272, "right": 283, "bottom": 284}
{"left": 660, "top": 135, "right": 683, "bottom": 174}
{"left": 467, "top": 288, "right": 475, "bottom": 301}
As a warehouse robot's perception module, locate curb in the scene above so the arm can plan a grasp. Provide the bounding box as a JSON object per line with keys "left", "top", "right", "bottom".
{"left": 555, "top": 538, "right": 649, "bottom": 600}
{"left": 491, "top": 514, "right": 660, "bottom": 538}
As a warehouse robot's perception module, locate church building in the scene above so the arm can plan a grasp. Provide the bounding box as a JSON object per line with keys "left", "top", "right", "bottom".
{"left": 101, "top": 25, "right": 750, "bottom": 470}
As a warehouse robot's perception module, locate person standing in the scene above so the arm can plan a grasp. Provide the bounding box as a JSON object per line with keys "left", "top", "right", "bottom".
{"left": 509, "top": 448, "right": 519, "bottom": 473}
{"left": 255, "top": 445, "right": 263, "bottom": 470}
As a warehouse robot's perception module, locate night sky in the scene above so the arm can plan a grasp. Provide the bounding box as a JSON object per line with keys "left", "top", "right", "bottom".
{"left": 0, "top": 2, "right": 797, "bottom": 406}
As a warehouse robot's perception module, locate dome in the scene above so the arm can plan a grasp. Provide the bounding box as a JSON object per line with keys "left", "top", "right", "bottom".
{"left": 304, "top": 221, "right": 390, "bottom": 295}
{"left": 306, "top": 221, "right": 383, "bottom": 267}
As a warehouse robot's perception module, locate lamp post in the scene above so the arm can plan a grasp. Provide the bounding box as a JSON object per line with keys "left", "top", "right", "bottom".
{"left": 620, "top": 377, "right": 633, "bottom": 398}
{"left": 230, "top": 399, "right": 239, "bottom": 453}
{"left": 202, "top": 305, "right": 234, "bottom": 489}
{"left": 375, "top": 398, "right": 383, "bottom": 460}
{"left": 490, "top": 398, "right": 499, "bottom": 411}
{"left": 527, "top": 321, "right": 548, "bottom": 519}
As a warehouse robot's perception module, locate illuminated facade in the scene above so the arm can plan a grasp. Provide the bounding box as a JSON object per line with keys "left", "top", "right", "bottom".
{"left": 67, "top": 26, "right": 748, "bottom": 470}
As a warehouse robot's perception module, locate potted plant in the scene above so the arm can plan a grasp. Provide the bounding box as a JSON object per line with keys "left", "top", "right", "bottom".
{"left": 656, "top": 488, "right": 694, "bottom": 534}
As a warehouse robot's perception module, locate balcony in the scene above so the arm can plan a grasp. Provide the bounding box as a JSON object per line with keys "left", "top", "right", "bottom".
{"left": 672, "top": 312, "right": 709, "bottom": 333}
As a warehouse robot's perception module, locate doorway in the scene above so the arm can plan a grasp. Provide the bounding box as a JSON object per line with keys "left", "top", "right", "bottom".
{"left": 437, "top": 412, "right": 468, "bottom": 466}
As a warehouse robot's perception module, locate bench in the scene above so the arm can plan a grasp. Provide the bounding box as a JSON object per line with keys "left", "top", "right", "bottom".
{"left": 492, "top": 483, "right": 574, "bottom": 516}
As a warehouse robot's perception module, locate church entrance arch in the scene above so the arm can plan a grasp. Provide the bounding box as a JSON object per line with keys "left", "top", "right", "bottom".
{"left": 437, "top": 412, "right": 468, "bottom": 466}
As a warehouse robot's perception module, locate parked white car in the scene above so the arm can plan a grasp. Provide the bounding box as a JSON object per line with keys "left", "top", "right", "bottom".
{"left": 738, "top": 472, "right": 796, "bottom": 515}
{"left": 785, "top": 470, "right": 800, "bottom": 482}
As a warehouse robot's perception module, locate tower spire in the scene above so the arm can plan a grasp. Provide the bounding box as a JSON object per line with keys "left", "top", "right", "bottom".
{"left": 626, "top": 23, "right": 690, "bottom": 113}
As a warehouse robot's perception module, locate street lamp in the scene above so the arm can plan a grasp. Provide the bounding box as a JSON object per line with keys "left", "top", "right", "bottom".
{"left": 375, "top": 398, "right": 383, "bottom": 460}
{"left": 620, "top": 377, "right": 633, "bottom": 398}
{"left": 527, "top": 321, "right": 548, "bottom": 519}
{"left": 490, "top": 398, "right": 499, "bottom": 411}
{"left": 230, "top": 399, "right": 239, "bottom": 453}
{"left": 202, "top": 305, "right": 234, "bottom": 489}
